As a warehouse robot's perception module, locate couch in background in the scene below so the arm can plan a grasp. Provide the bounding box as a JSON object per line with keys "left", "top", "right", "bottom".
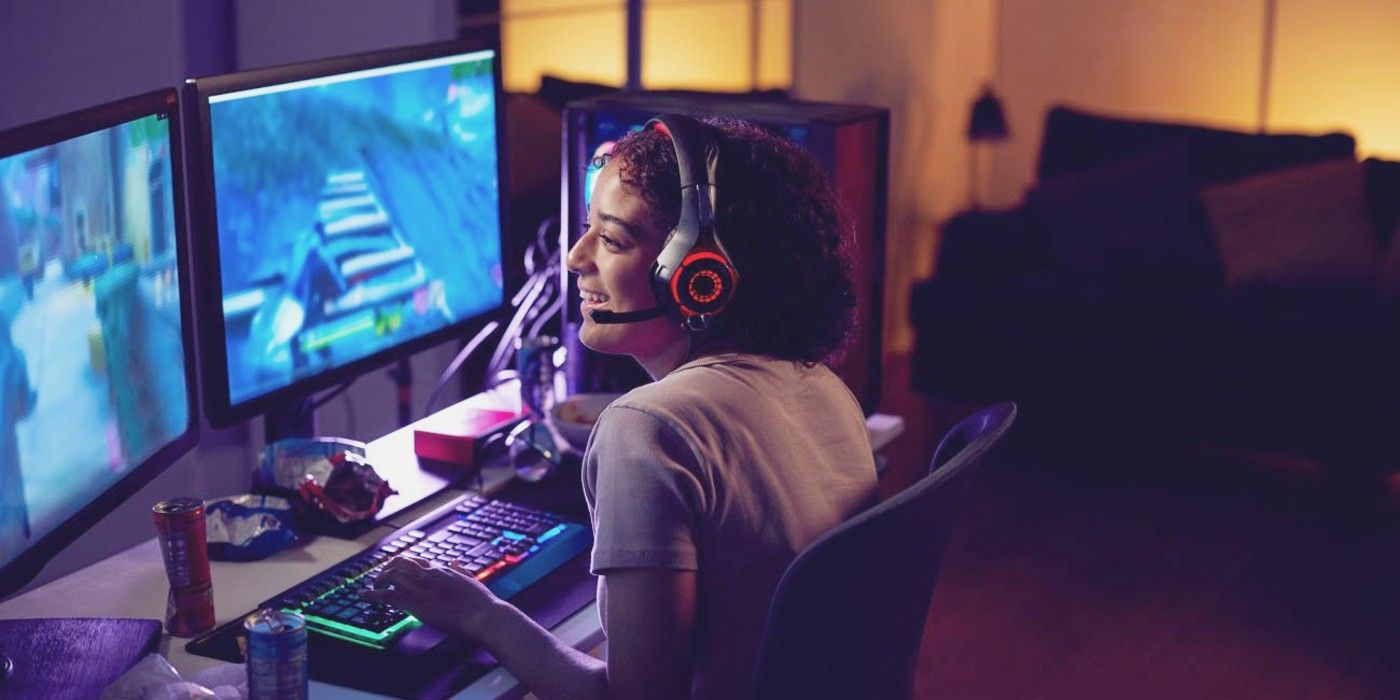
{"left": 911, "top": 106, "right": 1400, "bottom": 475}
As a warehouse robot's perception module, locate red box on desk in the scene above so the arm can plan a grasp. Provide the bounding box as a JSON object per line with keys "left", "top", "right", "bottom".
{"left": 413, "top": 406, "right": 522, "bottom": 468}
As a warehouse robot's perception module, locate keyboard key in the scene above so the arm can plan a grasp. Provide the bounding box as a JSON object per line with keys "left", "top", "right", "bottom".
{"left": 273, "top": 493, "right": 584, "bottom": 650}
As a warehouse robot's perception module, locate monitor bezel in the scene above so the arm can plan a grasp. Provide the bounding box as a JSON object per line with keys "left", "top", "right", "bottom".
{"left": 0, "top": 88, "right": 201, "bottom": 599}
{"left": 184, "top": 41, "right": 512, "bottom": 429}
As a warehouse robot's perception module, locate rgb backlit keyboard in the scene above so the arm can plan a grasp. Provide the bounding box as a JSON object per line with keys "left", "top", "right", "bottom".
{"left": 263, "top": 493, "right": 591, "bottom": 650}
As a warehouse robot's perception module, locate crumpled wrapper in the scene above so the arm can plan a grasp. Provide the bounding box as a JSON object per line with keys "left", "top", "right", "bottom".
{"left": 205, "top": 494, "right": 297, "bottom": 561}
{"left": 258, "top": 438, "right": 395, "bottom": 524}
{"left": 101, "top": 652, "right": 245, "bottom": 699}
{"left": 297, "top": 451, "right": 395, "bottom": 523}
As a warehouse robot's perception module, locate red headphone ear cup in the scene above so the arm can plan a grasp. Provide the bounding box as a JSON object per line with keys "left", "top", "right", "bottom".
{"left": 671, "top": 250, "right": 738, "bottom": 317}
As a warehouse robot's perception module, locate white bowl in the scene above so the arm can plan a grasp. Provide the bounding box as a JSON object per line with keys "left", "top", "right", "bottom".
{"left": 550, "top": 393, "right": 623, "bottom": 450}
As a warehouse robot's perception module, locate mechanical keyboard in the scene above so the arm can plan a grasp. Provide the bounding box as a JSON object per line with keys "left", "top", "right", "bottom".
{"left": 260, "top": 492, "right": 591, "bottom": 650}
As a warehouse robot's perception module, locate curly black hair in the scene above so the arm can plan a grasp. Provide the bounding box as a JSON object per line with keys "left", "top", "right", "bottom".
{"left": 597, "top": 117, "right": 858, "bottom": 365}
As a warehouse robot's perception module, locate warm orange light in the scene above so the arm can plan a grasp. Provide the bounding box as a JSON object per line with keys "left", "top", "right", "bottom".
{"left": 643, "top": 0, "right": 792, "bottom": 91}
{"left": 500, "top": 0, "right": 791, "bottom": 94}
{"left": 1268, "top": 0, "right": 1400, "bottom": 158}
{"left": 501, "top": 1, "right": 625, "bottom": 93}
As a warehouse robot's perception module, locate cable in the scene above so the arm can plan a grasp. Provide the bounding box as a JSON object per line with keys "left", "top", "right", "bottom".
{"left": 487, "top": 269, "right": 549, "bottom": 380}
{"left": 421, "top": 215, "right": 562, "bottom": 420}
{"left": 486, "top": 216, "right": 563, "bottom": 382}
{"left": 309, "top": 379, "right": 355, "bottom": 412}
{"left": 423, "top": 319, "right": 501, "bottom": 417}
{"left": 526, "top": 294, "right": 564, "bottom": 340}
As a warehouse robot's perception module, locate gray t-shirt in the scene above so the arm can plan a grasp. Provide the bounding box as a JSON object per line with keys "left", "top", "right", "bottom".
{"left": 581, "top": 352, "right": 878, "bottom": 700}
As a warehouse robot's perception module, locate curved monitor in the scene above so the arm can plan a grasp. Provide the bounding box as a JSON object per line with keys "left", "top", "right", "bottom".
{"left": 185, "top": 42, "right": 508, "bottom": 428}
{"left": 0, "top": 89, "right": 199, "bottom": 598}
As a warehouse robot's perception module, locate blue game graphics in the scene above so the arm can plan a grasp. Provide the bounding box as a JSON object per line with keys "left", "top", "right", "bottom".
{"left": 0, "top": 115, "right": 189, "bottom": 565}
{"left": 207, "top": 51, "right": 503, "bottom": 405}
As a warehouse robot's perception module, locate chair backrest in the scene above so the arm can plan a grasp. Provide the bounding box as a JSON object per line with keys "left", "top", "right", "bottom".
{"left": 751, "top": 402, "right": 1017, "bottom": 699}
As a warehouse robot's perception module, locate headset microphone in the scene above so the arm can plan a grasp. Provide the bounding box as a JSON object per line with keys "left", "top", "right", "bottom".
{"left": 589, "top": 307, "right": 665, "bottom": 324}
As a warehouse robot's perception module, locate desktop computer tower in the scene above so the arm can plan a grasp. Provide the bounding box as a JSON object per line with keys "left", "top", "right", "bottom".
{"left": 559, "top": 93, "right": 889, "bottom": 414}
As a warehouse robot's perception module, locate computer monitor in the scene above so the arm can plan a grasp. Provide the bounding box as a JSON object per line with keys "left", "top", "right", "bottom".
{"left": 0, "top": 89, "right": 198, "bottom": 599}
{"left": 561, "top": 94, "right": 889, "bottom": 414}
{"left": 184, "top": 42, "right": 509, "bottom": 435}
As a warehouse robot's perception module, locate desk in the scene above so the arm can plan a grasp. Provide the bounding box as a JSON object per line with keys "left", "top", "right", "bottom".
{"left": 0, "top": 377, "right": 899, "bottom": 698}
{"left": 0, "top": 389, "right": 605, "bottom": 699}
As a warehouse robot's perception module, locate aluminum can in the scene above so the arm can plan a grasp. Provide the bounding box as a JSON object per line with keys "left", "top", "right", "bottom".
{"left": 516, "top": 335, "right": 559, "bottom": 420}
{"left": 152, "top": 497, "right": 215, "bottom": 636}
{"left": 245, "top": 609, "right": 309, "bottom": 700}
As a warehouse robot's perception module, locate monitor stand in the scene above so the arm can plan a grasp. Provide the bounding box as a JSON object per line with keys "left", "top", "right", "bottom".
{"left": 264, "top": 395, "right": 317, "bottom": 444}
{"left": 0, "top": 617, "right": 160, "bottom": 698}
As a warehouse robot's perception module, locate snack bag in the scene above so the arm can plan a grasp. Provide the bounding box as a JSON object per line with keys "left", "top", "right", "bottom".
{"left": 258, "top": 438, "right": 396, "bottom": 524}
{"left": 205, "top": 494, "right": 297, "bottom": 561}
{"left": 296, "top": 451, "right": 395, "bottom": 524}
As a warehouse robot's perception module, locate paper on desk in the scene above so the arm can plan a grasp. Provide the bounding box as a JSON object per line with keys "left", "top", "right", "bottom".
{"left": 101, "top": 652, "right": 247, "bottom": 700}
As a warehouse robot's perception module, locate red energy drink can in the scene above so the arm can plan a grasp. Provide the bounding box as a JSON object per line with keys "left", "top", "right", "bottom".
{"left": 152, "top": 497, "right": 215, "bottom": 636}
{"left": 245, "top": 609, "right": 309, "bottom": 700}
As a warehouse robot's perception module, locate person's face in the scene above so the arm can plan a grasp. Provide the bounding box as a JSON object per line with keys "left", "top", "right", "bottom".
{"left": 566, "top": 159, "right": 688, "bottom": 367}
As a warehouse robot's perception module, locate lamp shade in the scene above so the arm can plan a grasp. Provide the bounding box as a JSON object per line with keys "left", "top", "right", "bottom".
{"left": 967, "top": 86, "right": 1009, "bottom": 142}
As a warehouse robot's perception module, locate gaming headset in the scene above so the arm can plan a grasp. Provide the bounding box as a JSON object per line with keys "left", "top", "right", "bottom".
{"left": 588, "top": 114, "right": 740, "bottom": 332}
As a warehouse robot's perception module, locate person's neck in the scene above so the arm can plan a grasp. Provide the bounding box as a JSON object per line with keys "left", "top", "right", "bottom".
{"left": 636, "top": 335, "right": 738, "bottom": 380}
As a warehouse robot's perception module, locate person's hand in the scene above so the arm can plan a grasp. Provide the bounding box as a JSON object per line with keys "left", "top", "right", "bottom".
{"left": 360, "top": 555, "right": 503, "bottom": 643}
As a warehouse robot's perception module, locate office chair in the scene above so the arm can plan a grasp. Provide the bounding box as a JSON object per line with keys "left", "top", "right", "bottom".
{"left": 751, "top": 402, "right": 1017, "bottom": 699}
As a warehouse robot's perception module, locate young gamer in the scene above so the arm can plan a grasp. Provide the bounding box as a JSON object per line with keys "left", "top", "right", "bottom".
{"left": 365, "top": 115, "right": 879, "bottom": 699}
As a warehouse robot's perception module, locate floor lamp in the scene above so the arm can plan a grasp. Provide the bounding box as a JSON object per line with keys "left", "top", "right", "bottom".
{"left": 966, "top": 84, "right": 1009, "bottom": 209}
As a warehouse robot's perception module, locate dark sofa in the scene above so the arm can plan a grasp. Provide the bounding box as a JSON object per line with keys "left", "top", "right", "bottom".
{"left": 911, "top": 106, "right": 1400, "bottom": 474}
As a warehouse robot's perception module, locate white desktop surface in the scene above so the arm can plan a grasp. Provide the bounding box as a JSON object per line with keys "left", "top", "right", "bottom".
{"left": 0, "top": 486, "right": 604, "bottom": 698}
{"left": 0, "top": 388, "right": 604, "bottom": 699}
{"left": 1, "top": 365, "right": 896, "bottom": 699}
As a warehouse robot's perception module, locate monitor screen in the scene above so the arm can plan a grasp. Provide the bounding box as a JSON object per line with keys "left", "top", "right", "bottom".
{"left": 188, "top": 45, "right": 506, "bottom": 426}
{"left": 0, "top": 90, "right": 197, "bottom": 594}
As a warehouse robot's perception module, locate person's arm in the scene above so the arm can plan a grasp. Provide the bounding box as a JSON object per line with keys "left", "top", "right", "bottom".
{"left": 592, "top": 569, "right": 697, "bottom": 699}
{"left": 365, "top": 403, "right": 708, "bottom": 696}
{"left": 363, "top": 558, "right": 697, "bottom": 700}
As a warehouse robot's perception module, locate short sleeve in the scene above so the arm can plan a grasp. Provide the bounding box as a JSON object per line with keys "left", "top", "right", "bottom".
{"left": 581, "top": 404, "right": 706, "bottom": 573}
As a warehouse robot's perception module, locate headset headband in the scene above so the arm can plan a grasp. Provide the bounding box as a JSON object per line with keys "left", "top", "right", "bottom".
{"left": 642, "top": 114, "right": 739, "bottom": 331}
{"left": 646, "top": 115, "right": 718, "bottom": 283}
